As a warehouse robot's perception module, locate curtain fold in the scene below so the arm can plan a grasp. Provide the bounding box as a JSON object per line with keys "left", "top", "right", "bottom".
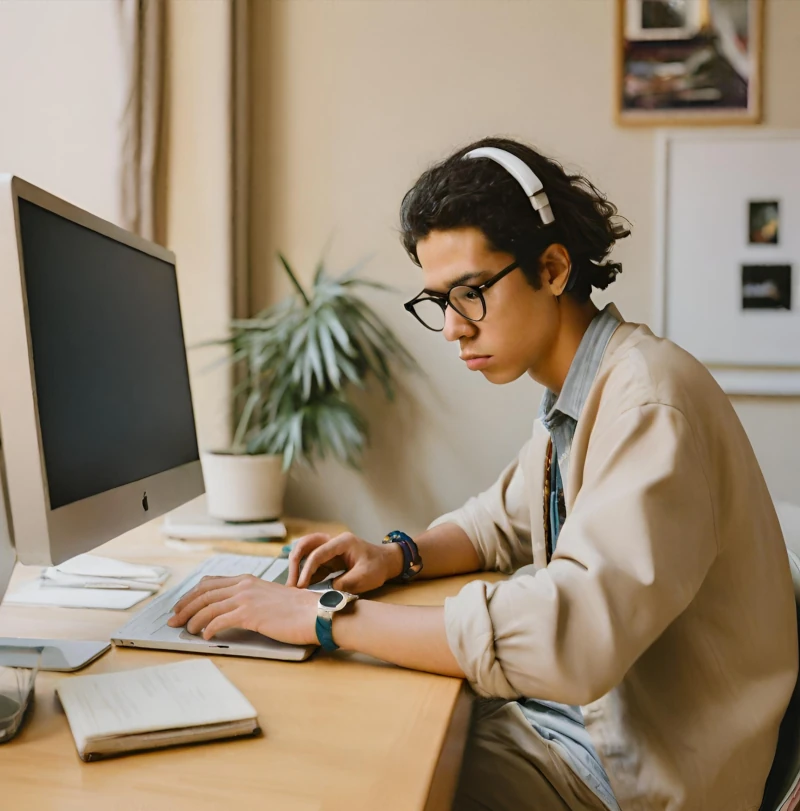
{"left": 229, "top": 0, "right": 251, "bottom": 438}
{"left": 118, "top": 0, "right": 166, "bottom": 243}
{"left": 118, "top": 0, "right": 250, "bottom": 448}
{"left": 231, "top": 0, "right": 251, "bottom": 320}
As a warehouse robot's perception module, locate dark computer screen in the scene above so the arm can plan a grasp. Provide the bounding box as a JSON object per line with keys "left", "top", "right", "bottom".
{"left": 17, "top": 198, "right": 200, "bottom": 511}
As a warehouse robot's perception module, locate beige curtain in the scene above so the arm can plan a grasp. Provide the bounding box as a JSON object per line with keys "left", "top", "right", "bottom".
{"left": 117, "top": 0, "right": 250, "bottom": 445}
{"left": 231, "top": 0, "right": 251, "bottom": 320}
{"left": 230, "top": 0, "right": 252, "bottom": 437}
{"left": 118, "top": 0, "right": 166, "bottom": 243}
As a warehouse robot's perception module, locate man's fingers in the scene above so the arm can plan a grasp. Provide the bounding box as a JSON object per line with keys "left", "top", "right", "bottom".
{"left": 169, "top": 583, "right": 240, "bottom": 628}
{"left": 172, "top": 575, "right": 246, "bottom": 615}
{"left": 296, "top": 536, "right": 351, "bottom": 589}
{"left": 203, "top": 606, "right": 247, "bottom": 640}
{"left": 286, "top": 533, "right": 330, "bottom": 587}
{"left": 331, "top": 567, "right": 364, "bottom": 593}
{"left": 186, "top": 596, "right": 240, "bottom": 636}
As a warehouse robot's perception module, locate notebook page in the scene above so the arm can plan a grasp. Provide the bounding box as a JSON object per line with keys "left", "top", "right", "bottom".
{"left": 56, "top": 660, "right": 257, "bottom": 746}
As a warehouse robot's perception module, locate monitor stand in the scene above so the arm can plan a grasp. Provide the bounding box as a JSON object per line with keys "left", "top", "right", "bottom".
{"left": 0, "top": 638, "right": 110, "bottom": 671}
{"left": 0, "top": 441, "right": 111, "bottom": 672}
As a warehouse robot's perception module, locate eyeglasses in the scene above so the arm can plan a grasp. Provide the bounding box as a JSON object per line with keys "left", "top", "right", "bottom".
{"left": 404, "top": 261, "right": 520, "bottom": 332}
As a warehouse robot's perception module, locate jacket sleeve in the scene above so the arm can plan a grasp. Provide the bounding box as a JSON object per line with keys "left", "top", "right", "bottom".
{"left": 443, "top": 404, "right": 718, "bottom": 704}
{"left": 427, "top": 439, "right": 534, "bottom": 574}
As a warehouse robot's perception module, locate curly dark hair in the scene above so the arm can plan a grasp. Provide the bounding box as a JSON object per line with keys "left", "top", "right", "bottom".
{"left": 399, "top": 137, "right": 631, "bottom": 302}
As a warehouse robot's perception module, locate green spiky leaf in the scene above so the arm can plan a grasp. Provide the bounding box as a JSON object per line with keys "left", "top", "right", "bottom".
{"left": 198, "top": 252, "right": 418, "bottom": 468}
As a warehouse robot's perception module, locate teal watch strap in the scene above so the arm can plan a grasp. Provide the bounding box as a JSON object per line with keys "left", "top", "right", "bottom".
{"left": 315, "top": 615, "right": 338, "bottom": 652}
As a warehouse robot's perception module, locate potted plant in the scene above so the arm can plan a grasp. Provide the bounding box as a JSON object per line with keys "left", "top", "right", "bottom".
{"left": 200, "top": 254, "right": 416, "bottom": 522}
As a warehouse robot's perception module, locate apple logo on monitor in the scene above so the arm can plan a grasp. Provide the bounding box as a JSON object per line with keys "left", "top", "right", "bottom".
{"left": 142, "top": 491, "right": 149, "bottom": 512}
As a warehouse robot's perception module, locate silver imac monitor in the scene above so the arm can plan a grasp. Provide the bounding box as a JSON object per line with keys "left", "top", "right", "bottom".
{"left": 0, "top": 447, "right": 14, "bottom": 604}
{"left": 0, "top": 174, "right": 204, "bottom": 575}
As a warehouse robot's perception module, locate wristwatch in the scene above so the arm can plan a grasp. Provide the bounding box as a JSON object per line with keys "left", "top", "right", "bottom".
{"left": 315, "top": 589, "right": 358, "bottom": 652}
{"left": 382, "top": 530, "right": 423, "bottom": 582}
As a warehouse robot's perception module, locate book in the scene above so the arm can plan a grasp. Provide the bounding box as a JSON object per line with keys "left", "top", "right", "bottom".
{"left": 55, "top": 659, "right": 260, "bottom": 761}
{"left": 162, "top": 495, "right": 287, "bottom": 541}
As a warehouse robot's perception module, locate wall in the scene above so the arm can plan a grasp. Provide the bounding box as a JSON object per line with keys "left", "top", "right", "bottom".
{"left": 251, "top": 0, "right": 800, "bottom": 540}
{"left": 0, "top": 0, "right": 232, "bottom": 454}
{"left": 0, "top": 0, "right": 123, "bottom": 223}
{"left": 164, "top": 0, "right": 232, "bottom": 452}
{"left": 729, "top": 0, "right": 800, "bottom": 505}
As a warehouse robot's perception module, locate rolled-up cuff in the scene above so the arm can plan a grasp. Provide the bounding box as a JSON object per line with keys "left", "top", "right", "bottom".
{"left": 444, "top": 579, "right": 520, "bottom": 700}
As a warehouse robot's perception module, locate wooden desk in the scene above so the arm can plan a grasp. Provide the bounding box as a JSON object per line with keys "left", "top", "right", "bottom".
{"left": 0, "top": 518, "right": 503, "bottom": 811}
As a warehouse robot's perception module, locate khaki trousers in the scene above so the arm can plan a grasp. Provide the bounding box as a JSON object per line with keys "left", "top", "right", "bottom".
{"left": 452, "top": 699, "right": 610, "bottom": 811}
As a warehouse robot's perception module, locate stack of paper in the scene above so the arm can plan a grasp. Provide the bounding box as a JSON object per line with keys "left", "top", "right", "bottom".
{"left": 4, "top": 555, "right": 170, "bottom": 610}
{"left": 44, "top": 555, "right": 170, "bottom": 590}
{"left": 162, "top": 495, "right": 287, "bottom": 541}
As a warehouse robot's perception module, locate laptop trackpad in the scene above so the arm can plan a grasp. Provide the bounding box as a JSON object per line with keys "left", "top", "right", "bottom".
{"left": 179, "top": 627, "right": 284, "bottom": 648}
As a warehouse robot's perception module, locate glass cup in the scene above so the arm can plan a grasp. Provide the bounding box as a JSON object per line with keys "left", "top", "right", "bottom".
{"left": 0, "top": 645, "right": 42, "bottom": 743}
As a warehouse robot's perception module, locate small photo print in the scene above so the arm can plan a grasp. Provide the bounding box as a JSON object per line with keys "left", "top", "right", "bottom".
{"left": 748, "top": 201, "right": 780, "bottom": 245}
{"left": 741, "top": 265, "right": 792, "bottom": 311}
{"left": 641, "top": 0, "right": 690, "bottom": 32}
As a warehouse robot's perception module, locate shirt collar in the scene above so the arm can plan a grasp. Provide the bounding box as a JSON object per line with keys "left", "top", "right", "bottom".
{"left": 539, "top": 304, "right": 622, "bottom": 428}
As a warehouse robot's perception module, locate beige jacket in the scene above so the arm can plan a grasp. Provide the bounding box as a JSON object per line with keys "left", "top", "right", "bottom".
{"left": 434, "top": 320, "right": 798, "bottom": 811}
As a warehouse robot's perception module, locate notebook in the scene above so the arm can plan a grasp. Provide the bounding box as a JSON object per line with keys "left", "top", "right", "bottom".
{"left": 55, "top": 659, "right": 260, "bottom": 761}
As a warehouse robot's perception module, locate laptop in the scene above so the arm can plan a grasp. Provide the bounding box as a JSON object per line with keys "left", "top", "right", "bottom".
{"left": 111, "top": 553, "right": 335, "bottom": 662}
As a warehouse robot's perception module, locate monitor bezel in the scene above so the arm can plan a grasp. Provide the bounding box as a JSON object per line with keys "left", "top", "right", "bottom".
{"left": 0, "top": 175, "right": 203, "bottom": 565}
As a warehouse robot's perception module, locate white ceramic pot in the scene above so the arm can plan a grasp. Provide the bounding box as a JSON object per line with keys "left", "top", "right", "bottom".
{"left": 200, "top": 451, "right": 287, "bottom": 522}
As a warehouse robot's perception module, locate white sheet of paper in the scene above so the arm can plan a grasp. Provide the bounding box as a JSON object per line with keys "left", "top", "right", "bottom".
{"left": 41, "top": 570, "right": 161, "bottom": 592}
{"left": 4, "top": 580, "right": 151, "bottom": 610}
{"left": 162, "top": 495, "right": 286, "bottom": 540}
{"left": 56, "top": 659, "right": 257, "bottom": 746}
{"left": 55, "top": 555, "right": 169, "bottom": 584}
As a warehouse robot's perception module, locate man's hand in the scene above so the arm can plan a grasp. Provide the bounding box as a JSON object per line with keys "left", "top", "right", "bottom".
{"left": 286, "top": 532, "right": 403, "bottom": 593}
{"left": 167, "top": 575, "right": 319, "bottom": 645}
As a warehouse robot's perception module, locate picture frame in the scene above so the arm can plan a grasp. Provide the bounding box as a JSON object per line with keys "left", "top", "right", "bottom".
{"left": 741, "top": 264, "right": 792, "bottom": 311}
{"left": 617, "top": 0, "right": 765, "bottom": 127}
{"left": 655, "top": 130, "right": 800, "bottom": 397}
{"left": 748, "top": 200, "right": 780, "bottom": 244}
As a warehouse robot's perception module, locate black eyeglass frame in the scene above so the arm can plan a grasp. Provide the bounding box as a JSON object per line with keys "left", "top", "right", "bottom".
{"left": 403, "top": 261, "right": 520, "bottom": 332}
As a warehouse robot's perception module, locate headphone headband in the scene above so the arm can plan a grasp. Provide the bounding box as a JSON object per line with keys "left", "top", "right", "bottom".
{"left": 463, "top": 146, "right": 555, "bottom": 226}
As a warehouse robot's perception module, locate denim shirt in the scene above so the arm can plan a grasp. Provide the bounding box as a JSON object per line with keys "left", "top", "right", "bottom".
{"left": 520, "top": 305, "right": 621, "bottom": 811}
{"left": 539, "top": 305, "right": 622, "bottom": 550}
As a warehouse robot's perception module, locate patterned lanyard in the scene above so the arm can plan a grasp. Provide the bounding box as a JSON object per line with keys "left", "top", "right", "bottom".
{"left": 543, "top": 437, "right": 554, "bottom": 564}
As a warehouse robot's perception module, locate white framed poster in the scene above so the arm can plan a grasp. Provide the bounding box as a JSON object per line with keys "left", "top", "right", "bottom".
{"left": 656, "top": 130, "right": 800, "bottom": 395}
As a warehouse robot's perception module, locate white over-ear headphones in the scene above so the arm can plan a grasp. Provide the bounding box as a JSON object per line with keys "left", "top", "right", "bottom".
{"left": 463, "top": 146, "right": 555, "bottom": 226}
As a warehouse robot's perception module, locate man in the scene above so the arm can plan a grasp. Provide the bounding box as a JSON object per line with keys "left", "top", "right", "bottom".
{"left": 169, "top": 137, "right": 797, "bottom": 811}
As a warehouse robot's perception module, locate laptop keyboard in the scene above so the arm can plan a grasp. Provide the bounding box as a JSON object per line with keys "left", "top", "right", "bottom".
{"left": 114, "top": 554, "right": 288, "bottom": 639}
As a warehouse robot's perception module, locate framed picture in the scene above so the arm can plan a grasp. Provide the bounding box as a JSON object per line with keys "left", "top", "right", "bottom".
{"left": 656, "top": 131, "right": 800, "bottom": 396}
{"left": 617, "top": 0, "right": 765, "bottom": 126}
{"left": 748, "top": 200, "right": 780, "bottom": 244}
{"left": 741, "top": 265, "right": 792, "bottom": 310}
